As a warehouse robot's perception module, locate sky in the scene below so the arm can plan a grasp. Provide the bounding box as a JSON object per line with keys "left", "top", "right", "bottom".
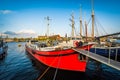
{"left": 0, "top": 0, "right": 120, "bottom": 38}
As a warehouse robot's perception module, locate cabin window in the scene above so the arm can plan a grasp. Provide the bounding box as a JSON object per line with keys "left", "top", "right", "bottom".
{"left": 38, "top": 43, "right": 47, "bottom": 48}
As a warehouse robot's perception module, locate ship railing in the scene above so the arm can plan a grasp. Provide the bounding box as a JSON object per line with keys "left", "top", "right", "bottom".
{"left": 73, "top": 46, "right": 120, "bottom": 71}
{"left": 93, "top": 44, "right": 120, "bottom": 62}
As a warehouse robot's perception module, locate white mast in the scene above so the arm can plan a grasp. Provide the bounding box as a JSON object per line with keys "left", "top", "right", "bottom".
{"left": 80, "top": 4, "right": 82, "bottom": 37}
{"left": 45, "top": 16, "right": 51, "bottom": 37}
{"left": 85, "top": 19, "right": 87, "bottom": 42}
{"left": 84, "top": 12, "right": 87, "bottom": 42}
{"left": 91, "top": 0, "right": 95, "bottom": 38}
{"left": 69, "top": 12, "right": 75, "bottom": 38}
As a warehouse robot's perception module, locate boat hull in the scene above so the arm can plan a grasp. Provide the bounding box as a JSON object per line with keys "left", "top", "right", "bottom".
{"left": 26, "top": 51, "right": 87, "bottom": 80}
{"left": 25, "top": 44, "right": 93, "bottom": 72}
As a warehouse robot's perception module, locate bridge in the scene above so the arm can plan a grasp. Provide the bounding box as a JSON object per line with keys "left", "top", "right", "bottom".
{"left": 97, "top": 32, "right": 120, "bottom": 38}
{"left": 73, "top": 48, "right": 120, "bottom": 71}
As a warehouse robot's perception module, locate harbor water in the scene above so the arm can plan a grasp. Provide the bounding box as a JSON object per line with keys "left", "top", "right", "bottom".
{"left": 0, "top": 42, "right": 120, "bottom": 80}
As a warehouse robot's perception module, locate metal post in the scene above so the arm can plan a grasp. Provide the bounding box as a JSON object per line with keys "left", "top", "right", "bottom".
{"left": 88, "top": 45, "right": 90, "bottom": 56}
{"left": 115, "top": 47, "right": 118, "bottom": 61}
{"left": 95, "top": 44, "right": 96, "bottom": 54}
{"left": 108, "top": 47, "right": 111, "bottom": 64}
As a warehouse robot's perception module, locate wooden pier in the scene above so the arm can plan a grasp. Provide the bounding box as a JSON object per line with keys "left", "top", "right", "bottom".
{"left": 73, "top": 48, "right": 120, "bottom": 71}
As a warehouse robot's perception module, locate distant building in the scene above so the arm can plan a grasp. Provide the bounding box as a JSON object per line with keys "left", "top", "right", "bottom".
{"left": 38, "top": 34, "right": 61, "bottom": 40}
{"left": 49, "top": 35, "right": 60, "bottom": 39}
{"left": 38, "top": 35, "right": 47, "bottom": 40}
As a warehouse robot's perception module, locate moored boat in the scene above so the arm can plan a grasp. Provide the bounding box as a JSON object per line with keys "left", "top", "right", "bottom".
{"left": 0, "top": 40, "right": 8, "bottom": 59}
{"left": 25, "top": 41, "right": 93, "bottom": 72}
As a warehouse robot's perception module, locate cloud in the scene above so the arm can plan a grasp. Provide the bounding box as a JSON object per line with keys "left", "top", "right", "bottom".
{"left": 3, "top": 30, "right": 38, "bottom": 38}
{"left": 18, "top": 30, "right": 36, "bottom": 34}
{"left": 17, "top": 29, "right": 37, "bottom": 38}
{"left": 0, "top": 10, "right": 13, "bottom": 14}
{"left": 4, "top": 31, "right": 17, "bottom": 35}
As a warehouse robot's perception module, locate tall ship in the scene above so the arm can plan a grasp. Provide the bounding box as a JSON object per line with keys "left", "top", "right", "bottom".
{"left": 25, "top": 13, "right": 94, "bottom": 72}
{"left": 25, "top": 40, "right": 93, "bottom": 72}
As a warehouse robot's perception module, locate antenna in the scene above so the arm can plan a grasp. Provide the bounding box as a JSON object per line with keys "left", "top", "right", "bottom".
{"left": 45, "top": 16, "right": 51, "bottom": 37}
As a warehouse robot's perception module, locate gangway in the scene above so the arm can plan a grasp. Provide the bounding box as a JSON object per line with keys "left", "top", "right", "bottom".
{"left": 73, "top": 48, "right": 120, "bottom": 71}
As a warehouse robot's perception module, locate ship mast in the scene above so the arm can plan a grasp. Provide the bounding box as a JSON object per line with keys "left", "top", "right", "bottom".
{"left": 85, "top": 21, "right": 87, "bottom": 42}
{"left": 80, "top": 4, "right": 82, "bottom": 37}
{"left": 70, "top": 12, "right": 75, "bottom": 38}
{"left": 84, "top": 13, "right": 88, "bottom": 42}
{"left": 91, "top": 0, "right": 95, "bottom": 38}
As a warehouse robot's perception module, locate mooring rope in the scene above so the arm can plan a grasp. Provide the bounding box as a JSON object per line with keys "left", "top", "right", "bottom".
{"left": 37, "top": 57, "right": 58, "bottom": 80}
{"left": 37, "top": 66, "right": 51, "bottom": 80}
{"left": 52, "top": 54, "right": 61, "bottom": 80}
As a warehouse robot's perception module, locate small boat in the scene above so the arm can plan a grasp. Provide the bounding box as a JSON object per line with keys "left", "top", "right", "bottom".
{"left": 25, "top": 40, "right": 93, "bottom": 72}
{"left": 0, "top": 40, "right": 8, "bottom": 59}
{"left": 18, "top": 44, "right": 22, "bottom": 47}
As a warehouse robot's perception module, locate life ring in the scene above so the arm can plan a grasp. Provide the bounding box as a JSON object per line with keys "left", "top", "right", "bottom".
{"left": 73, "top": 41, "right": 78, "bottom": 47}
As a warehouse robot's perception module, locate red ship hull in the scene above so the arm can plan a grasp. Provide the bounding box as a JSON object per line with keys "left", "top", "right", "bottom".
{"left": 25, "top": 44, "right": 93, "bottom": 72}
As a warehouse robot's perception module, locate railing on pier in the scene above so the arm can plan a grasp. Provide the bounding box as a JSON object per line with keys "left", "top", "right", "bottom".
{"left": 73, "top": 47, "right": 120, "bottom": 71}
